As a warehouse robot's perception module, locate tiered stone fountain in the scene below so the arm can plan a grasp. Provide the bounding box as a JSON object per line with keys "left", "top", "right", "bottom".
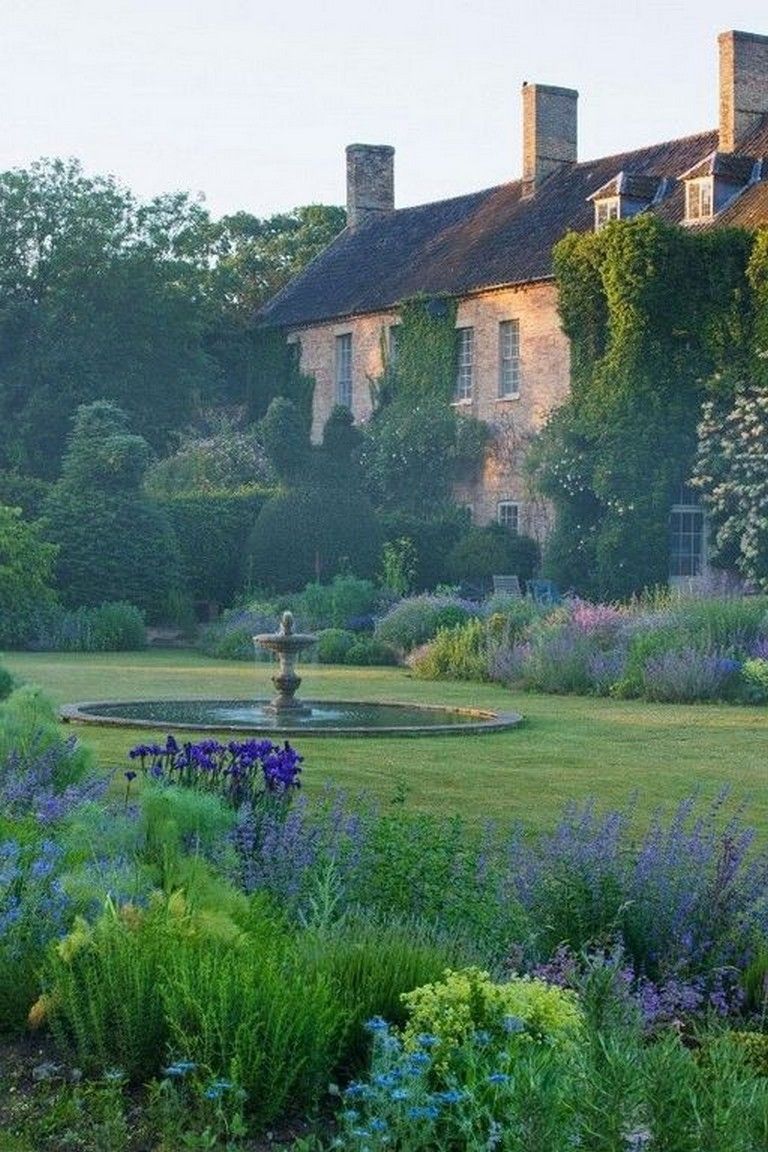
{"left": 61, "top": 611, "right": 522, "bottom": 735}
{"left": 254, "top": 611, "right": 316, "bottom": 714}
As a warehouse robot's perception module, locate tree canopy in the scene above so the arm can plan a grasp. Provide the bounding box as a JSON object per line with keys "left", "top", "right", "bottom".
{"left": 0, "top": 158, "right": 344, "bottom": 478}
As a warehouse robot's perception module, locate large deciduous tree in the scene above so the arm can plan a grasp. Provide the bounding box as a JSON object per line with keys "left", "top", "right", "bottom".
{"left": 0, "top": 159, "right": 219, "bottom": 476}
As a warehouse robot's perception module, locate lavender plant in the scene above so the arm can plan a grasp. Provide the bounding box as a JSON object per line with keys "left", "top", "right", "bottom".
{"left": 0, "top": 837, "right": 71, "bottom": 1031}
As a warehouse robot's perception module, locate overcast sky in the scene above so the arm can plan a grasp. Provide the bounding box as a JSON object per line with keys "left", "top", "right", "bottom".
{"left": 1, "top": 0, "right": 767, "bottom": 219}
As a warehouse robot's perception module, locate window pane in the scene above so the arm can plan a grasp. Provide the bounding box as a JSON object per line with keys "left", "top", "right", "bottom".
{"left": 499, "top": 320, "right": 520, "bottom": 397}
{"left": 455, "top": 328, "right": 474, "bottom": 401}
{"left": 335, "top": 334, "right": 352, "bottom": 408}
{"left": 669, "top": 509, "right": 704, "bottom": 577}
{"left": 498, "top": 501, "right": 519, "bottom": 533}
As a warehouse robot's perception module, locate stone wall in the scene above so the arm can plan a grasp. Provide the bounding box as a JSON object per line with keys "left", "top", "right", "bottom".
{"left": 290, "top": 279, "right": 570, "bottom": 535}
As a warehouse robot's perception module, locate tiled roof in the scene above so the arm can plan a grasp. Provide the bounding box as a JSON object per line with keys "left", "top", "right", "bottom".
{"left": 258, "top": 117, "right": 768, "bottom": 329}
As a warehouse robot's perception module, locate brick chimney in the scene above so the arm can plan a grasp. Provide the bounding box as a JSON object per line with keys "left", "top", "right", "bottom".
{"left": 522, "top": 83, "right": 578, "bottom": 198}
{"left": 719, "top": 30, "right": 768, "bottom": 152}
{"left": 346, "top": 144, "right": 395, "bottom": 228}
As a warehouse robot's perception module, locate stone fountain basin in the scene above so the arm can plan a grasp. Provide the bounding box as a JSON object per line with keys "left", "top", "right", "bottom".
{"left": 59, "top": 698, "right": 523, "bottom": 737}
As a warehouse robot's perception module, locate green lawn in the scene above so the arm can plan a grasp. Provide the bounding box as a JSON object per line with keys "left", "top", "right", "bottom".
{"left": 5, "top": 650, "right": 768, "bottom": 834}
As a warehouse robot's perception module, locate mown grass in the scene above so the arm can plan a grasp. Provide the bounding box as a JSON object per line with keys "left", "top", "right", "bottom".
{"left": 4, "top": 650, "right": 768, "bottom": 834}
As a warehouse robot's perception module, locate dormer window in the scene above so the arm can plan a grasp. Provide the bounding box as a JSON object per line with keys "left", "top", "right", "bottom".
{"left": 680, "top": 152, "right": 758, "bottom": 224}
{"left": 685, "top": 178, "right": 713, "bottom": 222}
{"left": 594, "top": 198, "right": 620, "bottom": 231}
{"left": 588, "top": 172, "right": 665, "bottom": 233}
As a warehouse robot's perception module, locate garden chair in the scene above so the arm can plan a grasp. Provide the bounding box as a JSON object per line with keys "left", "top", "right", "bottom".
{"left": 492, "top": 575, "right": 522, "bottom": 597}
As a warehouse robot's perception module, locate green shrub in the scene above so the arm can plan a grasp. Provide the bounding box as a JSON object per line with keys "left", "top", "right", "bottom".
{"left": 0, "top": 685, "right": 92, "bottom": 789}
{"left": 158, "top": 489, "right": 272, "bottom": 606}
{"left": 345, "top": 636, "right": 399, "bottom": 666}
{"left": 290, "top": 575, "right": 380, "bottom": 629}
{"left": 299, "top": 912, "right": 460, "bottom": 1076}
{"left": 740, "top": 658, "right": 768, "bottom": 704}
{"left": 161, "top": 914, "right": 342, "bottom": 1127}
{"left": 671, "top": 596, "right": 767, "bottom": 653}
{"left": 197, "top": 604, "right": 279, "bottom": 661}
{"left": 401, "top": 966, "right": 583, "bottom": 1073}
{"left": 0, "top": 667, "right": 12, "bottom": 701}
{"left": 374, "top": 594, "right": 476, "bottom": 653}
{"left": 412, "top": 618, "right": 490, "bottom": 681}
{"left": 0, "top": 504, "right": 59, "bottom": 648}
{"left": 247, "top": 484, "right": 382, "bottom": 593}
{"left": 42, "top": 889, "right": 248, "bottom": 1081}
{"left": 729, "top": 1030, "right": 768, "bottom": 1076}
{"left": 316, "top": 628, "right": 356, "bottom": 664}
{"left": 27, "top": 601, "right": 146, "bottom": 652}
{"left": 446, "top": 523, "right": 540, "bottom": 583}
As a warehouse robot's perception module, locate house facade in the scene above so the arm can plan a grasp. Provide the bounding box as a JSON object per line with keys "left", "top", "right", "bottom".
{"left": 259, "top": 29, "right": 768, "bottom": 579}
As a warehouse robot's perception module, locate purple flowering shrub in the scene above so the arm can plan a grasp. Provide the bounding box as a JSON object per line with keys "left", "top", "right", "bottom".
{"left": 505, "top": 793, "right": 767, "bottom": 986}
{"left": 466, "top": 594, "right": 768, "bottom": 701}
{"left": 0, "top": 837, "right": 71, "bottom": 1031}
{"left": 641, "top": 648, "right": 742, "bottom": 702}
{"left": 128, "top": 734, "right": 302, "bottom": 808}
{"left": 0, "top": 685, "right": 102, "bottom": 824}
{"left": 533, "top": 940, "right": 742, "bottom": 1034}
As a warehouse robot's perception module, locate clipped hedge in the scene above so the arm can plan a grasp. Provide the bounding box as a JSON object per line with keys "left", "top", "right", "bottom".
{"left": 43, "top": 490, "right": 184, "bottom": 624}
{"left": 158, "top": 488, "right": 274, "bottom": 606}
{"left": 247, "top": 484, "right": 382, "bottom": 593}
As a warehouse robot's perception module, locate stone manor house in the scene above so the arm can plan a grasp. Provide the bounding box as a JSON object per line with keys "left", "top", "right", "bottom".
{"left": 259, "top": 30, "right": 768, "bottom": 583}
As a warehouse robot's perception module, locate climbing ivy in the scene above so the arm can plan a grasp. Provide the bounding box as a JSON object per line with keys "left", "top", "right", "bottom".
{"left": 532, "top": 215, "right": 754, "bottom": 599}
{"left": 361, "top": 295, "right": 489, "bottom": 513}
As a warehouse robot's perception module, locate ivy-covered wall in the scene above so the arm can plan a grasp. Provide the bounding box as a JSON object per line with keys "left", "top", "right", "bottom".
{"left": 530, "top": 215, "right": 755, "bottom": 599}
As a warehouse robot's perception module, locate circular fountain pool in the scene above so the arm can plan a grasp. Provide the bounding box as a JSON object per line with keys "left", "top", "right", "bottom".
{"left": 60, "top": 698, "right": 522, "bottom": 737}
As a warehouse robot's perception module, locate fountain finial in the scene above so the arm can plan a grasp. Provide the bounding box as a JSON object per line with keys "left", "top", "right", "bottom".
{"left": 280, "top": 610, "right": 294, "bottom": 636}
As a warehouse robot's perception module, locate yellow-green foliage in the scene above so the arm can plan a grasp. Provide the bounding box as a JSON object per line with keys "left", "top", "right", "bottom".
{"left": 730, "top": 1031, "right": 768, "bottom": 1076}
{"left": 411, "top": 619, "right": 490, "bottom": 682}
{"left": 401, "top": 966, "right": 583, "bottom": 1070}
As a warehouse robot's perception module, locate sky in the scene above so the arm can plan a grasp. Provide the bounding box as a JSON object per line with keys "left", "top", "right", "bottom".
{"left": 1, "top": 0, "right": 767, "bottom": 220}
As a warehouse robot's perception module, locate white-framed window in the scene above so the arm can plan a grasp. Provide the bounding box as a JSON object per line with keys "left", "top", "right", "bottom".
{"left": 497, "top": 500, "right": 520, "bottom": 533}
{"left": 594, "top": 197, "right": 620, "bottom": 231}
{"left": 685, "top": 178, "right": 713, "bottom": 222}
{"left": 455, "top": 327, "right": 474, "bottom": 401}
{"left": 335, "top": 333, "right": 352, "bottom": 408}
{"left": 669, "top": 484, "right": 705, "bottom": 578}
{"left": 499, "top": 319, "right": 521, "bottom": 398}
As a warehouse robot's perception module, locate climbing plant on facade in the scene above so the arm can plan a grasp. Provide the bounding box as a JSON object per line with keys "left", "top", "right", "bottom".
{"left": 529, "top": 215, "right": 754, "bottom": 599}
{"left": 361, "top": 296, "right": 489, "bottom": 513}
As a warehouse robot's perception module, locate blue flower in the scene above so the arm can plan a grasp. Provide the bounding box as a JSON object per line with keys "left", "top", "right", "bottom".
{"left": 163, "top": 1060, "right": 197, "bottom": 1078}
{"left": 344, "top": 1081, "right": 372, "bottom": 1099}
{"left": 364, "top": 1015, "right": 389, "bottom": 1033}
{"left": 407, "top": 1105, "right": 440, "bottom": 1121}
{"left": 434, "top": 1088, "right": 464, "bottom": 1104}
{"left": 416, "top": 1032, "right": 439, "bottom": 1047}
{"left": 390, "top": 1087, "right": 409, "bottom": 1101}
{"left": 503, "top": 1014, "right": 526, "bottom": 1034}
{"left": 487, "top": 1072, "right": 509, "bottom": 1084}
{"left": 408, "top": 1050, "right": 431, "bottom": 1068}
